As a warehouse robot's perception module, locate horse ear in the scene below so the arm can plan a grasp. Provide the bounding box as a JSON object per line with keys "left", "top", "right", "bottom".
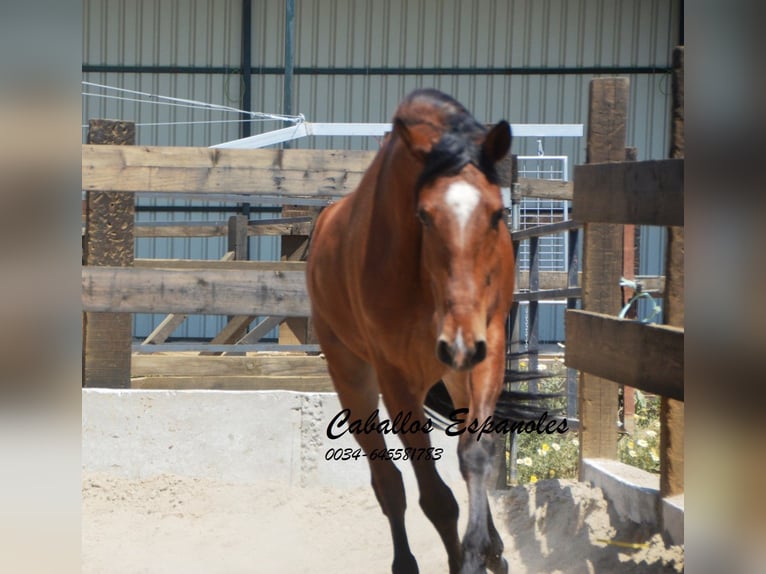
{"left": 482, "top": 120, "right": 512, "bottom": 164}
{"left": 393, "top": 117, "right": 439, "bottom": 160}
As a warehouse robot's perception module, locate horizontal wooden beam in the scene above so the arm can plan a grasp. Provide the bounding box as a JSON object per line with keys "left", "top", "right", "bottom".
{"left": 565, "top": 309, "right": 683, "bottom": 401}
{"left": 132, "top": 354, "right": 329, "bottom": 378}
{"left": 514, "top": 287, "right": 581, "bottom": 302}
{"left": 511, "top": 219, "right": 581, "bottom": 241}
{"left": 82, "top": 266, "right": 310, "bottom": 316}
{"left": 134, "top": 259, "right": 306, "bottom": 271}
{"left": 131, "top": 375, "right": 334, "bottom": 392}
{"left": 134, "top": 343, "right": 321, "bottom": 353}
{"left": 573, "top": 159, "right": 683, "bottom": 226}
{"left": 134, "top": 219, "right": 313, "bottom": 238}
{"left": 82, "top": 145, "right": 375, "bottom": 196}
{"left": 517, "top": 178, "right": 573, "bottom": 201}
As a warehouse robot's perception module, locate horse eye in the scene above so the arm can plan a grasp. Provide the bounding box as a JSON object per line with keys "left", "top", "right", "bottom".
{"left": 417, "top": 208, "right": 432, "bottom": 227}
{"left": 491, "top": 208, "right": 505, "bottom": 228}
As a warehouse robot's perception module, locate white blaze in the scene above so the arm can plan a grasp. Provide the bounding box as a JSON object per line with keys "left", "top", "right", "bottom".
{"left": 454, "top": 328, "right": 466, "bottom": 354}
{"left": 445, "top": 181, "right": 480, "bottom": 234}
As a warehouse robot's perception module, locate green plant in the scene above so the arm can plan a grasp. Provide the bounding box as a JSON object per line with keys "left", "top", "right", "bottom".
{"left": 511, "top": 430, "right": 580, "bottom": 484}
{"left": 509, "top": 368, "right": 579, "bottom": 484}
{"left": 508, "top": 371, "right": 662, "bottom": 484}
{"left": 617, "top": 390, "right": 661, "bottom": 473}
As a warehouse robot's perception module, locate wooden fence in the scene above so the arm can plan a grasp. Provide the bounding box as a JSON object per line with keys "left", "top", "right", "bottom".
{"left": 564, "top": 49, "right": 685, "bottom": 509}
{"left": 81, "top": 128, "right": 569, "bottom": 390}
{"left": 505, "top": 49, "right": 684, "bottom": 514}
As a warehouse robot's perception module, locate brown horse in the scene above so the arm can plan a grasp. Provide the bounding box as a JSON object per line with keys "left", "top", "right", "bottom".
{"left": 306, "top": 89, "right": 522, "bottom": 574}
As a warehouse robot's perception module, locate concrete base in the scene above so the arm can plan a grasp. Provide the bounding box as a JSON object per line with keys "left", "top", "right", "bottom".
{"left": 82, "top": 389, "right": 462, "bottom": 489}
{"left": 582, "top": 458, "right": 683, "bottom": 545}
{"left": 662, "top": 493, "right": 684, "bottom": 545}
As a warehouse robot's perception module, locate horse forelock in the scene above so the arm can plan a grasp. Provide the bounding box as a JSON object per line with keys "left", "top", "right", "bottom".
{"left": 394, "top": 89, "right": 499, "bottom": 191}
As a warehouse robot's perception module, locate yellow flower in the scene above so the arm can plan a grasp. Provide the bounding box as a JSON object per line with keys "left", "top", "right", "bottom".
{"left": 530, "top": 475, "right": 538, "bottom": 483}
{"left": 627, "top": 441, "right": 635, "bottom": 449}
{"left": 548, "top": 469, "right": 556, "bottom": 477}
{"left": 542, "top": 443, "right": 550, "bottom": 452}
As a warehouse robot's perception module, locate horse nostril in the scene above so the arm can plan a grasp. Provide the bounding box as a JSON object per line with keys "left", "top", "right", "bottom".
{"left": 472, "top": 340, "right": 487, "bottom": 365}
{"left": 437, "top": 340, "right": 453, "bottom": 366}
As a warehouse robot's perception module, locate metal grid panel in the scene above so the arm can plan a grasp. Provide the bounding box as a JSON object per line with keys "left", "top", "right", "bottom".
{"left": 515, "top": 155, "right": 570, "bottom": 272}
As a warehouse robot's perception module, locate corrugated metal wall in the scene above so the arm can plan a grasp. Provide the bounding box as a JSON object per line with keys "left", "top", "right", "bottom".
{"left": 82, "top": 0, "right": 681, "bottom": 339}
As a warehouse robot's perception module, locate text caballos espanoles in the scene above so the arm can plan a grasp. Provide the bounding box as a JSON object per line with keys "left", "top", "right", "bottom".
{"left": 326, "top": 408, "right": 568, "bottom": 442}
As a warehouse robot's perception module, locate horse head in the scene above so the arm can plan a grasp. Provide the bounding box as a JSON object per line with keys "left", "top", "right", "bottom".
{"left": 392, "top": 94, "right": 512, "bottom": 371}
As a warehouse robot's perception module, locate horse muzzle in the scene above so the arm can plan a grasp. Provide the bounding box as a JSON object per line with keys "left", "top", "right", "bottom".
{"left": 436, "top": 331, "right": 487, "bottom": 371}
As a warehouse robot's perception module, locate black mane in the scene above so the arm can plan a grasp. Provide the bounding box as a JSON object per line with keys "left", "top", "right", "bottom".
{"left": 405, "top": 89, "right": 501, "bottom": 190}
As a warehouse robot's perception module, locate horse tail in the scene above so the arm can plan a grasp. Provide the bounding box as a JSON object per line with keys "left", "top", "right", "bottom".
{"left": 424, "top": 365, "right": 565, "bottom": 428}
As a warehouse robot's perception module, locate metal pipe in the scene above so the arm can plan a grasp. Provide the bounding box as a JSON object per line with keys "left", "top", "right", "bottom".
{"left": 283, "top": 0, "right": 295, "bottom": 118}
{"left": 82, "top": 64, "right": 672, "bottom": 76}
{"left": 241, "top": 0, "right": 252, "bottom": 139}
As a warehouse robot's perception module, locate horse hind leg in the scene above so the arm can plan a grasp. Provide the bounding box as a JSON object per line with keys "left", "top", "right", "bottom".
{"left": 316, "top": 330, "right": 418, "bottom": 572}
{"left": 379, "top": 380, "right": 462, "bottom": 574}
{"left": 337, "top": 373, "right": 418, "bottom": 574}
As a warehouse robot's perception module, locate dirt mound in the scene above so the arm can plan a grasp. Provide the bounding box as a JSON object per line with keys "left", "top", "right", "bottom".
{"left": 496, "top": 479, "right": 684, "bottom": 573}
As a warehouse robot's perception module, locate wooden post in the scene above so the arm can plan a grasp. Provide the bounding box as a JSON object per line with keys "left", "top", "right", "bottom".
{"left": 228, "top": 213, "right": 249, "bottom": 260}
{"left": 198, "top": 215, "right": 252, "bottom": 356}
{"left": 578, "top": 78, "right": 629, "bottom": 476}
{"left": 82, "top": 120, "right": 136, "bottom": 388}
{"left": 661, "top": 46, "right": 685, "bottom": 499}
{"left": 279, "top": 206, "right": 319, "bottom": 345}
{"left": 621, "top": 146, "right": 638, "bottom": 434}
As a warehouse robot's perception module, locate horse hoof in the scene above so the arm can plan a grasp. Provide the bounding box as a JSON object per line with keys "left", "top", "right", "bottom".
{"left": 488, "top": 556, "right": 508, "bottom": 574}
{"left": 392, "top": 554, "right": 419, "bottom": 574}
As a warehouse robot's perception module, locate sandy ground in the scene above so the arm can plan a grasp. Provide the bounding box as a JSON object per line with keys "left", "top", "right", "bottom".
{"left": 82, "top": 473, "right": 683, "bottom": 573}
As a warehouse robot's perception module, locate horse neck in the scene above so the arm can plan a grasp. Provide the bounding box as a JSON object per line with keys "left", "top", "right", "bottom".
{"left": 362, "top": 140, "right": 423, "bottom": 281}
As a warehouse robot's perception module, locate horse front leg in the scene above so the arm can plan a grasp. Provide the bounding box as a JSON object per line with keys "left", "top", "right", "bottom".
{"left": 458, "top": 435, "right": 508, "bottom": 574}
{"left": 456, "top": 334, "right": 508, "bottom": 574}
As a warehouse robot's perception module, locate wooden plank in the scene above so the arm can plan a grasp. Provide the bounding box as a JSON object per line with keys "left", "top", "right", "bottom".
{"left": 142, "top": 252, "right": 236, "bottom": 346}
{"left": 565, "top": 310, "right": 683, "bottom": 401}
{"left": 514, "top": 288, "right": 582, "bottom": 302}
{"left": 573, "top": 159, "right": 684, "bottom": 226}
{"left": 279, "top": 205, "right": 319, "bottom": 346}
{"left": 511, "top": 219, "right": 581, "bottom": 241}
{"left": 134, "top": 259, "right": 306, "bottom": 271}
{"left": 517, "top": 177, "right": 573, "bottom": 201}
{"left": 514, "top": 272, "right": 662, "bottom": 296}
{"left": 133, "top": 219, "right": 314, "bottom": 238}
{"left": 83, "top": 119, "right": 135, "bottom": 389}
{"left": 237, "top": 316, "right": 286, "bottom": 345}
{"left": 670, "top": 46, "right": 685, "bottom": 160}
{"left": 134, "top": 343, "right": 321, "bottom": 353}
{"left": 131, "top": 375, "right": 334, "bottom": 392}
{"left": 131, "top": 354, "right": 329, "bottom": 378}
{"left": 135, "top": 223, "right": 229, "bottom": 238}
{"left": 198, "top": 315, "right": 257, "bottom": 356}
{"left": 578, "top": 77, "right": 629, "bottom": 470}
{"left": 142, "top": 313, "right": 188, "bottom": 345}
{"left": 661, "top": 45, "right": 685, "bottom": 500}
{"left": 82, "top": 266, "right": 310, "bottom": 316}
{"left": 82, "top": 145, "right": 375, "bottom": 196}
